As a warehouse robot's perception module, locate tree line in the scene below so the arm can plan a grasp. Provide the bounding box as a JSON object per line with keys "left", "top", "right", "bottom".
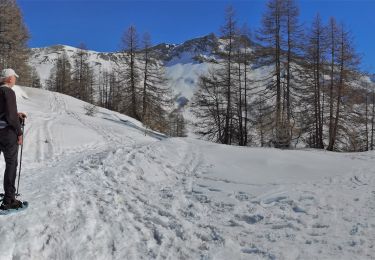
{"left": 1, "top": 0, "right": 373, "bottom": 147}
{"left": 46, "top": 28, "right": 185, "bottom": 135}
{"left": 0, "top": 0, "right": 185, "bottom": 136}
{"left": 192, "top": 0, "right": 375, "bottom": 152}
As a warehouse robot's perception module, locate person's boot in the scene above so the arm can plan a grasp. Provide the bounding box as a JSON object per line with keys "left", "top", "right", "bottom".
{"left": 0, "top": 198, "right": 22, "bottom": 210}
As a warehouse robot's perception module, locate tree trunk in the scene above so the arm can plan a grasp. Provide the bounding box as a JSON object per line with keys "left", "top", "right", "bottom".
{"left": 238, "top": 57, "right": 243, "bottom": 146}
{"left": 244, "top": 59, "right": 248, "bottom": 146}
{"left": 371, "top": 89, "right": 374, "bottom": 150}
{"left": 329, "top": 21, "right": 335, "bottom": 145}
{"left": 328, "top": 36, "right": 345, "bottom": 151}
{"left": 275, "top": 8, "right": 282, "bottom": 146}
{"left": 142, "top": 48, "right": 149, "bottom": 122}
{"left": 365, "top": 94, "right": 369, "bottom": 151}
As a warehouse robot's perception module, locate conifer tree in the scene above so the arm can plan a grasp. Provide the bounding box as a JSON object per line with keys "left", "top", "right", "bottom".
{"left": 220, "top": 5, "right": 238, "bottom": 144}
{"left": 72, "top": 43, "right": 94, "bottom": 103}
{"left": 305, "top": 14, "right": 326, "bottom": 148}
{"left": 283, "top": 0, "right": 303, "bottom": 135}
{"left": 258, "top": 0, "right": 291, "bottom": 148}
{"left": 0, "top": 0, "right": 32, "bottom": 85}
{"left": 118, "top": 25, "right": 141, "bottom": 120}
{"left": 29, "top": 67, "right": 42, "bottom": 88}
{"left": 327, "top": 24, "right": 360, "bottom": 150}
{"left": 192, "top": 5, "right": 240, "bottom": 144}
{"left": 327, "top": 17, "right": 339, "bottom": 146}
{"left": 371, "top": 86, "right": 375, "bottom": 150}
{"left": 46, "top": 52, "right": 72, "bottom": 95}
{"left": 140, "top": 32, "right": 171, "bottom": 132}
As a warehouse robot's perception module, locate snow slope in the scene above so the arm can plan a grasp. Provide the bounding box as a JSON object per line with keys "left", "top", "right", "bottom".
{"left": 0, "top": 86, "right": 374, "bottom": 259}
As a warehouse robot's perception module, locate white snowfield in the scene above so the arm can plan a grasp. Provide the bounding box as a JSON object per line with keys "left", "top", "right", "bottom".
{"left": 0, "top": 86, "right": 374, "bottom": 260}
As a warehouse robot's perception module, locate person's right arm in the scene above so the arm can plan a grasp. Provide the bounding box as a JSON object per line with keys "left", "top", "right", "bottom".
{"left": 4, "top": 88, "right": 23, "bottom": 137}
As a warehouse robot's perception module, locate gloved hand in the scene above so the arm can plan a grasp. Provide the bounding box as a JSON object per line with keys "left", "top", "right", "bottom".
{"left": 18, "top": 112, "right": 27, "bottom": 124}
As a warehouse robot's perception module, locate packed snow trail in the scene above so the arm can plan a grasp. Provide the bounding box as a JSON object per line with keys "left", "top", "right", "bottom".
{"left": 0, "top": 87, "right": 374, "bottom": 259}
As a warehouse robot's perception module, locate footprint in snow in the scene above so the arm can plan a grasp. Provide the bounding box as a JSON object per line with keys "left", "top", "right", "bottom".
{"left": 236, "top": 214, "right": 264, "bottom": 224}
{"left": 207, "top": 187, "right": 221, "bottom": 192}
{"left": 292, "top": 205, "right": 307, "bottom": 214}
{"left": 235, "top": 192, "right": 250, "bottom": 201}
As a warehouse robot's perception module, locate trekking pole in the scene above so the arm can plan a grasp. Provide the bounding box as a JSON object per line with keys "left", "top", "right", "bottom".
{"left": 16, "top": 117, "right": 25, "bottom": 197}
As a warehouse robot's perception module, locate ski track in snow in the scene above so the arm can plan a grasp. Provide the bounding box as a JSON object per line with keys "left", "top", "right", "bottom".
{"left": 0, "top": 88, "right": 374, "bottom": 259}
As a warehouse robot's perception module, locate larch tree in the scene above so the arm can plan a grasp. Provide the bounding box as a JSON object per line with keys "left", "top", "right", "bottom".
{"left": 239, "top": 25, "right": 253, "bottom": 146}
{"left": 327, "top": 24, "right": 360, "bottom": 151}
{"left": 305, "top": 14, "right": 326, "bottom": 149}
{"left": 29, "top": 67, "right": 42, "bottom": 88}
{"left": 46, "top": 51, "right": 72, "bottom": 95}
{"left": 140, "top": 32, "right": 171, "bottom": 133}
{"left": 72, "top": 43, "right": 95, "bottom": 103}
{"left": 327, "top": 17, "right": 339, "bottom": 148}
{"left": 365, "top": 91, "right": 369, "bottom": 151}
{"left": 371, "top": 85, "right": 375, "bottom": 150}
{"left": 219, "top": 5, "right": 238, "bottom": 145}
{"left": 283, "top": 0, "right": 303, "bottom": 140}
{"left": 98, "top": 68, "right": 117, "bottom": 110}
{"left": 192, "top": 69, "right": 225, "bottom": 142}
{"left": 257, "top": 0, "right": 291, "bottom": 148}
{"left": 118, "top": 25, "right": 141, "bottom": 120}
{"left": 0, "top": 0, "right": 32, "bottom": 85}
{"left": 192, "top": 5, "right": 241, "bottom": 144}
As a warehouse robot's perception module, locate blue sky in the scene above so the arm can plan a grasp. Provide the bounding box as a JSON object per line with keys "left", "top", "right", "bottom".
{"left": 18, "top": 0, "right": 375, "bottom": 73}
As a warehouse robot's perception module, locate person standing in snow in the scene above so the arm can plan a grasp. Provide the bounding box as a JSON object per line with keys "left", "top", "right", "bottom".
{"left": 0, "top": 68, "right": 26, "bottom": 210}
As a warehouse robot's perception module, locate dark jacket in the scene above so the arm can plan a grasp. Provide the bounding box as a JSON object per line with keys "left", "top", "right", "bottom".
{"left": 0, "top": 85, "right": 22, "bottom": 136}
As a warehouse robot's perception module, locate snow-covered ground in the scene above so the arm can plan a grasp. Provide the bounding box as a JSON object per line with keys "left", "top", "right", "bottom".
{"left": 0, "top": 86, "right": 374, "bottom": 259}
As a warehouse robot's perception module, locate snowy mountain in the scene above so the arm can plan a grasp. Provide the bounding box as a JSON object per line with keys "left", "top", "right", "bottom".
{"left": 0, "top": 85, "right": 374, "bottom": 259}
{"left": 150, "top": 33, "right": 218, "bottom": 65}
{"left": 29, "top": 35, "right": 375, "bottom": 149}
{"left": 29, "top": 34, "right": 375, "bottom": 99}
{"left": 29, "top": 35, "right": 219, "bottom": 101}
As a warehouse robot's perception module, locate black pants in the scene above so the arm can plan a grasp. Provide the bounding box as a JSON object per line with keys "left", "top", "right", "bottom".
{"left": 0, "top": 127, "right": 18, "bottom": 204}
